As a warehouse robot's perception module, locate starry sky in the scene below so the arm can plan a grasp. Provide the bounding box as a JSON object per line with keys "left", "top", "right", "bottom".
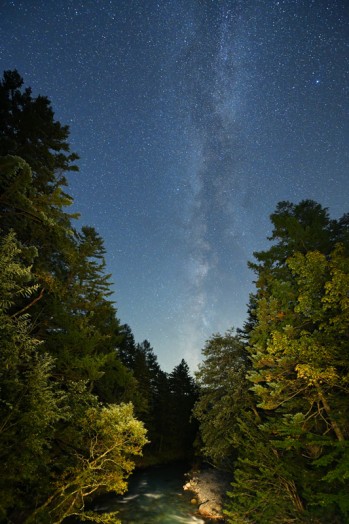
{"left": 1, "top": 0, "right": 348, "bottom": 371}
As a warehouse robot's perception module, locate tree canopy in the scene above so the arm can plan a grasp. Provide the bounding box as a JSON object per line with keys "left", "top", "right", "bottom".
{"left": 226, "top": 200, "right": 349, "bottom": 523}
{"left": 194, "top": 200, "right": 349, "bottom": 524}
{"left": 0, "top": 71, "right": 150, "bottom": 523}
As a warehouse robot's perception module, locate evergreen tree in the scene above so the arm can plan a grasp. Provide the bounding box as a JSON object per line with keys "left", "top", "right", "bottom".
{"left": 151, "top": 368, "right": 172, "bottom": 456}
{"left": 0, "top": 69, "right": 79, "bottom": 286}
{"left": 117, "top": 324, "right": 137, "bottom": 369}
{"left": 0, "top": 71, "right": 135, "bottom": 401}
{"left": 0, "top": 72, "right": 148, "bottom": 523}
{"left": 194, "top": 330, "right": 249, "bottom": 470}
{"left": 168, "top": 359, "right": 198, "bottom": 458}
{"left": 0, "top": 69, "right": 78, "bottom": 188}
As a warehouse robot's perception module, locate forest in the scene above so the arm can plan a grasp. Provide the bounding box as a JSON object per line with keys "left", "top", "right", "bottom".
{"left": 0, "top": 71, "right": 348, "bottom": 524}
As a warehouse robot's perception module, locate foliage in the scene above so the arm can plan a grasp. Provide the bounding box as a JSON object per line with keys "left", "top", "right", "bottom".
{"left": 225, "top": 200, "right": 349, "bottom": 523}
{"left": 0, "top": 232, "right": 62, "bottom": 520}
{"left": 0, "top": 72, "right": 150, "bottom": 523}
{"left": 193, "top": 330, "right": 249, "bottom": 469}
{"left": 28, "top": 403, "right": 147, "bottom": 524}
{"left": 225, "top": 412, "right": 306, "bottom": 524}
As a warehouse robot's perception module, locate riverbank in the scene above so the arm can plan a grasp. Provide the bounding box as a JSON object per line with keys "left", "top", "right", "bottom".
{"left": 87, "top": 462, "right": 214, "bottom": 524}
{"left": 184, "top": 467, "right": 231, "bottom": 521}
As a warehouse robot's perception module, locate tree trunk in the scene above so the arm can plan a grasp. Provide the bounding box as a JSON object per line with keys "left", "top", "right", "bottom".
{"left": 317, "top": 386, "right": 344, "bottom": 441}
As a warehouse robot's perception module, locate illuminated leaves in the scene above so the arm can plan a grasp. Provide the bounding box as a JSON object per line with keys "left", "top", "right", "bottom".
{"left": 228, "top": 201, "right": 349, "bottom": 522}
{"left": 295, "top": 363, "right": 338, "bottom": 387}
{"left": 29, "top": 403, "right": 148, "bottom": 524}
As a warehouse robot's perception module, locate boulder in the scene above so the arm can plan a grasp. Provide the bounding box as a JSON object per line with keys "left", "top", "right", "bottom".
{"left": 184, "top": 468, "right": 230, "bottom": 521}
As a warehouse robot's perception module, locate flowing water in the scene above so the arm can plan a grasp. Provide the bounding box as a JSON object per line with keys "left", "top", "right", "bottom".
{"left": 93, "top": 463, "right": 214, "bottom": 524}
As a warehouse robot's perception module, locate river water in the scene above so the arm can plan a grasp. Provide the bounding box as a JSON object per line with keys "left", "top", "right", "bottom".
{"left": 93, "top": 463, "right": 213, "bottom": 524}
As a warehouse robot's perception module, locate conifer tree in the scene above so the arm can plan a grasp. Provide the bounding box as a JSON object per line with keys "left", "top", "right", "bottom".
{"left": 194, "top": 330, "right": 249, "bottom": 469}
{"left": 168, "top": 359, "right": 198, "bottom": 457}
{"left": 0, "top": 69, "right": 79, "bottom": 187}
{"left": 0, "top": 71, "right": 148, "bottom": 523}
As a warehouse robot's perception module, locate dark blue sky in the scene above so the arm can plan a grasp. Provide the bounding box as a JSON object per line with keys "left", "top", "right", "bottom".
{"left": 1, "top": 0, "right": 348, "bottom": 371}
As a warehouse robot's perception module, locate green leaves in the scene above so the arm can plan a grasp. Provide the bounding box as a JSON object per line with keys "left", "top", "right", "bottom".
{"left": 194, "top": 330, "right": 249, "bottom": 469}
{"left": 0, "top": 232, "right": 62, "bottom": 517}
{"left": 28, "top": 403, "right": 148, "bottom": 524}
{"left": 0, "top": 72, "right": 149, "bottom": 523}
{"left": 0, "top": 229, "right": 38, "bottom": 310}
{"left": 224, "top": 200, "right": 349, "bottom": 523}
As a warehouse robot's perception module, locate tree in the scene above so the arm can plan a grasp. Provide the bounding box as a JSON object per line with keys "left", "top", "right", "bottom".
{"left": 0, "top": 75, "right": 134, "bottom": 401}
{"left": 28, "top": 403, "right": 147, "bottom": 524}
{"left": 0, "top": 154, "right": 77, "bottom": 276}
{"left": 42, "top": 225, "right": 121, "bottom": 387}
{"left": 193, "top": 330, "right": 249, "bottom": 469}
{"left": 117, "top": 324, "right": 137, "bottom": 369}
{"left": 0, "top": 72, "right": 149, "bottom": 522}
{"left": 250, "top": 200, "right": 338, "bottom": 269}
{"left": 168, "top": 359, "right": 198, "bottom": 458}
{"left": 0, "top": 70, "right": 79, "bottom": 282}
{"left": 225, "top": 412, "right": 304, "bottom": 524}
{"left": 0, "top": 69, "right": 78, "bottom": 189}
{"left": 0, "top": 231, "right": 62, "bottom": 520}
{"left": 226, "top": 201, "right": 349, "bottom": 523}
{"left": 0, "top": 233, "right": 148, "bottom": 524}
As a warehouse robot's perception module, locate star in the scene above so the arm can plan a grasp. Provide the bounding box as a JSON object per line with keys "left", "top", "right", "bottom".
{"left": 1, "top": 0, "right": 348, "bottom": 371}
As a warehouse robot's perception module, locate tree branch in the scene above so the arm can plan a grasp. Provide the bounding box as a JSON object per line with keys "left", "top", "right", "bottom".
{"left": 11, "top": 288, "right": 45, "bottom": 317}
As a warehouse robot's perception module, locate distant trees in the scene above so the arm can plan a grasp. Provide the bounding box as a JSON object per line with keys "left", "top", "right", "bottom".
{"left": 118, "top": 331, "right": 198, "bottom": 463}
{"left": 168, "top": 359, "right": 198, "bottom": 457}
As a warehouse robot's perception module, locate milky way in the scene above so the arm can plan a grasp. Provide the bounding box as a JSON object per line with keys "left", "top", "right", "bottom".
{"left": 1, "top": 0, "right": 348, "bottom": 370}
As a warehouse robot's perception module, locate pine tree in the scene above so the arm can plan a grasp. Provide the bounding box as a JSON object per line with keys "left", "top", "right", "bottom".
{"left": 0, "top": 69, "right": 78, "bottom": 188}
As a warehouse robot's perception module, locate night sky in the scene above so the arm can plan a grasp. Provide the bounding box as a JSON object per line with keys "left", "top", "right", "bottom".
{"left": 1, "top": 0, "right": 348, "bottom": 371}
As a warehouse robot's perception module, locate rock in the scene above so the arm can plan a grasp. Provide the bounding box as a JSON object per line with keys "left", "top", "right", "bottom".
{"left": 183, "top": 468, "right": 230, "bottom": 521}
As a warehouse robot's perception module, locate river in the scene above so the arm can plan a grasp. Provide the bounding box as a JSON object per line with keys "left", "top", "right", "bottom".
{"left": 92, "top": 463, "right": 214, "bottom": 524}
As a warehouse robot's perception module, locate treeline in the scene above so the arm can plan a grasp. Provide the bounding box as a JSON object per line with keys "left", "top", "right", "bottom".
{"left": 0, "top": 71, "right": 197, "bottom": 523}
{"left": 194, "top": 200, "right": 349, "bottom": 523}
